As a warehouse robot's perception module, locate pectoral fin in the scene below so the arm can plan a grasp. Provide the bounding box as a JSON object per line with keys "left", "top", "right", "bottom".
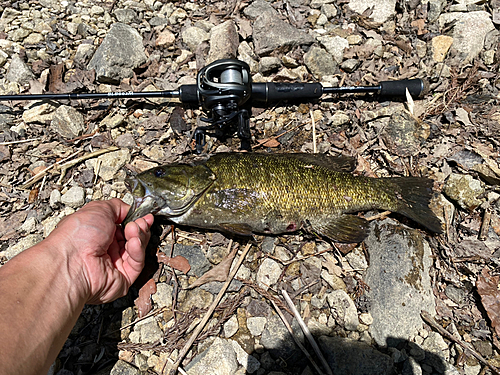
{"left": 218, "top": 223, "right": 254, "bottom": 236}
{"left": 312, "top": 215, "right": 369, "bottom": 243}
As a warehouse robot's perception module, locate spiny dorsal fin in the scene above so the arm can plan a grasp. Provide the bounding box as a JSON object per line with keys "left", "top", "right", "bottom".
{"left": 284, "top": 153, "right": 356, "bottom": 172}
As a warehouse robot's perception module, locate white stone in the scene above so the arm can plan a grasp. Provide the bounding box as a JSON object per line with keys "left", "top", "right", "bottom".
{"left": 223, "top": 315, "right": 239, "bottom": 338}
{"left": 327, "top": 290, "right": 359, "bottom": 331}
{"left": 256, "top": 258, "right": 281, "bottom": 290}
{"left": 348, "top": 0, "right": 397, "bottom": 23}
{"left": 61, "top": 186, "right": 86, "bottom": 208}
{"left": 246, "top": 316, "right": 267, "bottom": 337}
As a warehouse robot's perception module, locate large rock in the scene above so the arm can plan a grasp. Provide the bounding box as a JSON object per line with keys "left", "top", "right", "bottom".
{"left": 253, "top": 11, "right": 314, "bottom": 56}
{"left": 88, "top": 23, "right": 147, "bottom": 84}
{"left": 50, "top": 105, "right": 85, "bottom": 139}
{"left": 5, "top": 54, "right": 35, "bottom": 85}
{"left": 303, "top": 46, "right": 337, "bottom": 78}
{"left": 364, "top": 218, "right": 436, "bottom": 347}
{"left": 381, "top": 110, "right": 430, "bottom": 157}
{"left": 170, "top": 244, "right": 211, "bottom": 277}
{"left": 316, "top": 35, "right": 349, "bottom": 63}
{"left": 438, "top": 12, "right": 495, "bottom": 62}
{"left": 256, "top": 258, "right": 281, "bottom": 291}
{"left": 182, "top": 27, "right": 210, "bottom": 52}
{"left": 207, "top": 20, "right": 239, "bottom": 63}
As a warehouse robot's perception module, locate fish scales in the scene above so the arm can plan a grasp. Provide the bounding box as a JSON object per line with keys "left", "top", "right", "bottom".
{"left": 203, "top": 153, "right": 397, "bottom": 219}
{"left": 123, "top": 153, "right": 442, "bottom": 243}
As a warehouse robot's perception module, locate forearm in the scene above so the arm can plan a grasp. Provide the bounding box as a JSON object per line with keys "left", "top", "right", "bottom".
{"left": 0, "top": 240, "right": 88, "bottom": 375}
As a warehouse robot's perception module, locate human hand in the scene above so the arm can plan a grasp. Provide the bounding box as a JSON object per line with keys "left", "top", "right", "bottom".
{"left": 47, "top": 198, "right": 154, "bottom": 304}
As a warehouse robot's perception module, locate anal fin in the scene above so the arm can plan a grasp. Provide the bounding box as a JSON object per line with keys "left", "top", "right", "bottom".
{"left": 218, "top": 223, "right": 254, "bottom": 236}
{"left": 312, "top": 215, "right": 369, "bottom": 243}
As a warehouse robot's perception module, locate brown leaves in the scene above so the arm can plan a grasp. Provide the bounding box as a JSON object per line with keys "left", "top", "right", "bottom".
{"left": 157, "top": 253, "right": 191, "bottom": 274}
{"left": 135, "top": 278, "right": 157, "bottom": 318}
{"left": 186, "top": 246, "right": 238, "bottom": 289}
{"left": 476, "top": 267, "right": 500, "bottom": 337}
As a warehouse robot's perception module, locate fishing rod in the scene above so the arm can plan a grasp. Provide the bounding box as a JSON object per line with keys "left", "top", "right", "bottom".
{"left": 0, "top": 59, "right": 428, "bottom": 153}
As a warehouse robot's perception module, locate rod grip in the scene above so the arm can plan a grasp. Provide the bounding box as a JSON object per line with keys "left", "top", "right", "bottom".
{"left": 252, "top": 83, "right": 323, "bottom": 104}
{"left": 178, "top": 84, "right": 199, "bottom": 104}
{"left": 378, "top": 79, "right": 428, "bottom": 99}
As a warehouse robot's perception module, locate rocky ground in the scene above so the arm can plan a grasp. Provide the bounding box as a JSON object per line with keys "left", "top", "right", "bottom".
{"left": 0, "top": 0, "right": 500, "bottom": 374}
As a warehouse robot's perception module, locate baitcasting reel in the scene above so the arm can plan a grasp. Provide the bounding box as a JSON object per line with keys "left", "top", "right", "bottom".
{"left": 192, "top": 59, "right": 252, "bottom": 153}
{"left": 0, "top": 58, "right": 428, "bottom": 153}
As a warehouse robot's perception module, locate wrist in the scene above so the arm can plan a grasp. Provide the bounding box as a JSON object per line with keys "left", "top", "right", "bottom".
{"left": 39, "top": 233, "right": 91, "bottom": 306}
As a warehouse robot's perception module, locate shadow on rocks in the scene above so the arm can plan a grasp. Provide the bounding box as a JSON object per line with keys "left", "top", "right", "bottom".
{"left": 180, "top": 329, "right": 450, "bottom": 375}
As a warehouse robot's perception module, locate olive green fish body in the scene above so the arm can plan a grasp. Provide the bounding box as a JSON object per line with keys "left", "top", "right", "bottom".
{"left": 124, "top": 153, "right": 442, "bottom": 243}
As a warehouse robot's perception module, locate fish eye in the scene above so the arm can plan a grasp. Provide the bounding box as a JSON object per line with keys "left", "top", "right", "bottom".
{"left": 154, "top": 168, "right": 166, "bottom": 177}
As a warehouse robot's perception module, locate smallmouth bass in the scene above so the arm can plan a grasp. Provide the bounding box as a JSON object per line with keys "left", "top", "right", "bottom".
{"left": 123, "top": 153, "right": 442, "bottom": 243}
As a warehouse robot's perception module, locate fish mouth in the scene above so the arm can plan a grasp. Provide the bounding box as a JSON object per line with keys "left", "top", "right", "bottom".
{"left": 122, "top": 178, "right": 163, "bottom": 226}
{"left": 122, "top": 195, "right": 157, "bottom": 227}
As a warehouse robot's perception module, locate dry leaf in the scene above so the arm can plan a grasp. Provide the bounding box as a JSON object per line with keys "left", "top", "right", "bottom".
{"left": 135, "top": 278, "right": 157, "bottom": 318}
{"left": 157, "top": 253, "right": 191, "bottom": 274}
{"left": 262, "top": 138, "right": 281, "bottom": 148}
{"left": 187, "top": 247, "right": 238, "bottom": 289}
{"left": 476, "top": 267, "right": 500, "bottom": 337}
{"left": 31, "top": 165, "right": 47, "bottom": 175}
{"left": 28, "top": 188, "right": 39, "bottom": 203}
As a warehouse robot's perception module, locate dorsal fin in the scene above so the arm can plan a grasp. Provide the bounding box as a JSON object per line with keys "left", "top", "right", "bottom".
{"left": 287, "top": 153, "right": 356, "bottom": 172}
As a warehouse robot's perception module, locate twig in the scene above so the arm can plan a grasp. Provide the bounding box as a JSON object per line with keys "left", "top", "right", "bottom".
{"left": 20, "top": 149, "right": 83, "bottom": 188}
{"left": 420, "top": 310, "right": 500, "bottom": 375}
{"left": 289, "top": 279, "right": 321, "bottom": 300}
{"left": 20, "top": 146, "right": 119, "bottom": 188}
{"left": 169, "top": 242, "right": 253, "bottom": 375}
{"left": 268, "top": 247, "right": 333, "bottom": 266}
{"left": 93, "top": 159, "right": 102, "bottom": 185}
{"left": 365, "top": 211, "right": 391, "bottom": 222}
{"left": 282, "top": 289, "right": 334, "bottom": 375}
{"left": 270, "top": 298, "right": 325, "bottom": 375}
{"left": 56, "top": 146, "right": 119, "bottom": 185}
{"left": 175, "top": 232, "right": 204, "bottom": 243}
{"left": 311, "top": 109, "right": 317, "bottom": 154}
{"left": 238, "top": 278, "right": 294, "bottom": 315}
{"left": 0, "top": 137, "right": 41, "bottom": 146}
{"left": 479, "top": 209, "right": 491, "bottom": 241}
{"left": 168, "top": 358, "right": 187, "bottom": 375}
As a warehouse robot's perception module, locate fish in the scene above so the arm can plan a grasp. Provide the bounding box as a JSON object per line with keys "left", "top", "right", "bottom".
{"left": 123, "top": 153, "right": 442, "bottom": 243}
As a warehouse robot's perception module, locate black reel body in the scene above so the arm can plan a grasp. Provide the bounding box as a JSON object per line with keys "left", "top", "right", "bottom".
{"left": 193, "top": 59, "right": 252, "bottom": 153}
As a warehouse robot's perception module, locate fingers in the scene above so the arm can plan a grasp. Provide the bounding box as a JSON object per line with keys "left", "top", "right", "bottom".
{"left": 122, "top": 215, "right": 154, "bottom": 277}
{"left": 103, "top": 198, "right": 132, "bottom": 224}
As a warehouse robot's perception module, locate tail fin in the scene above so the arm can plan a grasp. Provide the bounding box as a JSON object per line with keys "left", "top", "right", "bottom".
{"left": 388, "top": 177, "right": 443, "bottom": 234}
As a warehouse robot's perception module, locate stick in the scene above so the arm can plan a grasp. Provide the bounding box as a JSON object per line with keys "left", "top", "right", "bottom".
{"left": 365, "top": 211, "right": 391, "bottom": 222}
{"left": 270, "top": 299, "right": 325, "bottom": 375}
{"left": 282, "top": 290, "right": 334, "bottom": 375}
{"left": 169, "top": 242, "right": 252, "bottom": 375}
{"left": 420, "top": 311, "right": 500, "bottom": 375}
{"left": 311, "top": 109, "right": 317, "bottom": 154}
{"left": 479, "top": 209, "right": 491, "bottom": 241}
{"left": 0, "top": 137, "right": 41, "bottom": 146}
{"left": 20, "top": 149, "right": 83, "bottom": 188}
{"left": 20, "top": 146, "right": 119, "bottom": 188}
{"left": 56, "top": 146, "right": 119, "bottom": 185}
